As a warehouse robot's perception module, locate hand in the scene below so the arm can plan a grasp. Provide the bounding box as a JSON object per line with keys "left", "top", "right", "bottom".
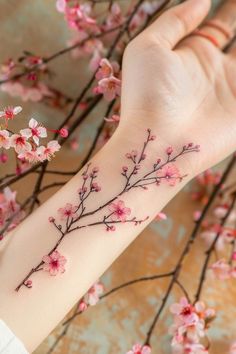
{"left": 119, "top": 0, "right": 236, "bottom": 176}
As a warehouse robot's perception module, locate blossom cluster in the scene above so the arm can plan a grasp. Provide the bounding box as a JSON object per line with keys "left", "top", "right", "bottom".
{"left": 199, "top": 202, "right": 236, "bottom": 280}
{"left": 0, "top": 55, "right": 55, "bottom": 103}
{"left": 93, "top": 58, "right": 121, "bottom": 101}
{"left": 0, "top": 106, "right": 66, "bottom": 166}
{"left": 0, "top": 187, "right": 25, "bottom": 239}
{"left": 77, "top": 281, "right": 104, "bottom": 312}
{"left": 55, "top": 0, "right": 160, "bottom": 70}
{"left": 169, "top": 297, "right": 215, "bottom": 354}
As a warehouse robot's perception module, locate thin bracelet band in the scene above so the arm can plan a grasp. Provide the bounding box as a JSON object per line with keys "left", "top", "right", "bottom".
{"left": 203, "top": 19, "right": 234, "bottom": 40}
{"left": 191, "top": 29, "right": 220, "bottom": 48}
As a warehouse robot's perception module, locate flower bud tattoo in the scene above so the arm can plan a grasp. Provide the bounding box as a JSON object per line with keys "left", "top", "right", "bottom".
{"left": 15, "top": 129, "right": 200, "bottom": 291}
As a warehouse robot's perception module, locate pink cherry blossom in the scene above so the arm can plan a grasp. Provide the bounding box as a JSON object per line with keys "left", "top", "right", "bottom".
{"left": 57, "top": 203, "right": 78, "bottom": 220}
{"left": 0, "top": 187, "right": 24, "bottom": 235}
{"left": 170, "top": 297, "right": 195, "bottom": 320}
{"left": 95, "top": 76, "right": 121, "bottom": 101}
{"left": 10, "top": 134, "right": 28, "bottom": 153}
{"left": 172, "top": 342, "right": 207, "bottom": 354}
{"left": 213, "top": 204, "right": 229, "bottom": 219}
{"left": 169, "top": 297, "right": 215, "bottom": 353}
{"left": 0, "top": 106, "right": 22, "bottom": 126}
{"left": 1, "top": 82, "right": 54, "bottom": 102}
{"left": 0, "top": 130, "right": 11, "bottom": 149}
{"left": 157, "top": 164, "right": 181, "bottom": 186}
{"left": 36, "top": 140, "right": 61, "bottom": 161}
{"left": 156, "top": 212, "right": 167, "bottom": 220}
{"left": 194, "top": 301, "right": 215, "bottom": 320}
{"left": 105, "top": 2, "right": 125, "bottom": 30}
{"left": 196, "top": 169, "right": 221, "bottom": 187}
{"left": 108, "top": 200, "right": 131, "bottom": 222}
{"left": 17, "top": 143, "right": 39, "bottom": 163}
{"left": 200, "top": 229, "right": 226, "bottom": 251}
{"left": 95, "top": 58, "right": 114, "bottom": 80}
{"left": 210, "top": 259, "right": 231, "bottom": 280}
{"left": 84, "top": 281, "right": 104, "bottom": 306}
{"left": 126, "top": 343, "right": 151, "bottom": 354}
{"left": 20, "top": 118, "right": 47, "bottom": 145}
{"left": 42, "top": 250, "right": 67, "bottom": 276}
{"left": 56, "top": 0, "right": 66, "bottom": 13}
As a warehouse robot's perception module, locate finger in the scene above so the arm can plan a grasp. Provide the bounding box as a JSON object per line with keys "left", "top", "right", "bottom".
{"left": 196, "top": 0, "right": 236, "bottom": 50}
{"left": 145, "top": 0, "right": 211, "bottom": 49}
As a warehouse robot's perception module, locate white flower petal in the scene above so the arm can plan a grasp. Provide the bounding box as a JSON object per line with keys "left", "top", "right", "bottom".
{"left": 20, "top": 128, "right": 32, "bottom": 139}
{"left": 13, "top": 106, "right": 22, "bottom": 115}
{"left": 33, "top": 135, "right": 39, "bottom": 145}
{"left": 29, "top": 118, "right": 38, "bottom": 128}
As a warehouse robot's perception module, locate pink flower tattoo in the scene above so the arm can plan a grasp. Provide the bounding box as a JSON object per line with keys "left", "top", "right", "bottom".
{"left": 109, "top": 200, "right": 131, "bottom": 222}
{"left": 42, "top": 251, "right": 67, "bottom": 276}
{"left": 15, "top": 129, "right": 200, "bottom": 291}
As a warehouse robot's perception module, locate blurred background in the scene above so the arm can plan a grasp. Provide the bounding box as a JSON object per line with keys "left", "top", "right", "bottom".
{"left": 0, "top": 1, "right": 236, "bottom": 353}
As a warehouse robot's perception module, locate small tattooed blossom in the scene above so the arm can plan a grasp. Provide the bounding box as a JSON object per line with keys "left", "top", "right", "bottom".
{"left": 20, "top": 118, "right": 47, "bottom": 145}
{"left": 126, "top": 343, "right": 151, "bottom": 354}
{"left": 36, "top": 140, "right": 61, "bottom": 161}
{"left": 0, "top": 130, "right": 11, "bottom": 149}
{"left": 158, "top": 164, "right": 181, "bottom": 186}
{"left": 109, "top": 200, "right": 131, "bottom": 222}
{"left": 230, "top": 341, "right": 236, "bottom": 354}
{"left": 0, "top": 106, "right": 22, "bottom": 126}
{"left": 57, "top": 203, "right": 78, "bottom": 220}
{"left": 42, "top": 250, "right": 67, "bottom": 276}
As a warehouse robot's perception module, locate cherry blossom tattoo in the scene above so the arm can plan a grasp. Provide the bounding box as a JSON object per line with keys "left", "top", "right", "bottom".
{"left": 15, "top": 129, "right": 200, "bottom": 291}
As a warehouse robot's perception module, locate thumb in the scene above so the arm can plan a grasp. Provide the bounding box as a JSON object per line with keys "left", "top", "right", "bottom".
{"left": 145, "top": 0, "right": 211, "bottom": 49}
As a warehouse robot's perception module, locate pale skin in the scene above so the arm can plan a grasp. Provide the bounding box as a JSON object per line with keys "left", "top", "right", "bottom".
{"left": 0, "top": 0, "right": 236, "bottom": 352}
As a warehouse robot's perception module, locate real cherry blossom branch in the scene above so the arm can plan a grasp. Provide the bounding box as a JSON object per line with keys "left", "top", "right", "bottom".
{"left": 143, "top": 154, "right": 236, "bottom": 346}
{"left": 0, "top": 24, "right": 124, "bottom": 86}
{"left": 194, "top": 192, "right": 236, "bottom": 302}
{"left": 63, "top": 271, "right": 175, "bottom": 326}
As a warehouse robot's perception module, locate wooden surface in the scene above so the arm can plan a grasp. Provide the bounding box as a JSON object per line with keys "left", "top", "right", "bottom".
{"left": 1, "top": 1, "right": 236, "bottom": 353}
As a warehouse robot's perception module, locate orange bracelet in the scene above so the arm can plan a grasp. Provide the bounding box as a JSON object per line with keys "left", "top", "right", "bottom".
{"left": 192, "top": 29, "right": 220, "bottom": 48}
{"left": 204, "top": 19, "right": 234, "bottom": 40}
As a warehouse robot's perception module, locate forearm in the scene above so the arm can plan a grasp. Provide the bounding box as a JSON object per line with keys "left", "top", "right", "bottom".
{"left": 0, "top": 124, "right": 198, "bottom": 352}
